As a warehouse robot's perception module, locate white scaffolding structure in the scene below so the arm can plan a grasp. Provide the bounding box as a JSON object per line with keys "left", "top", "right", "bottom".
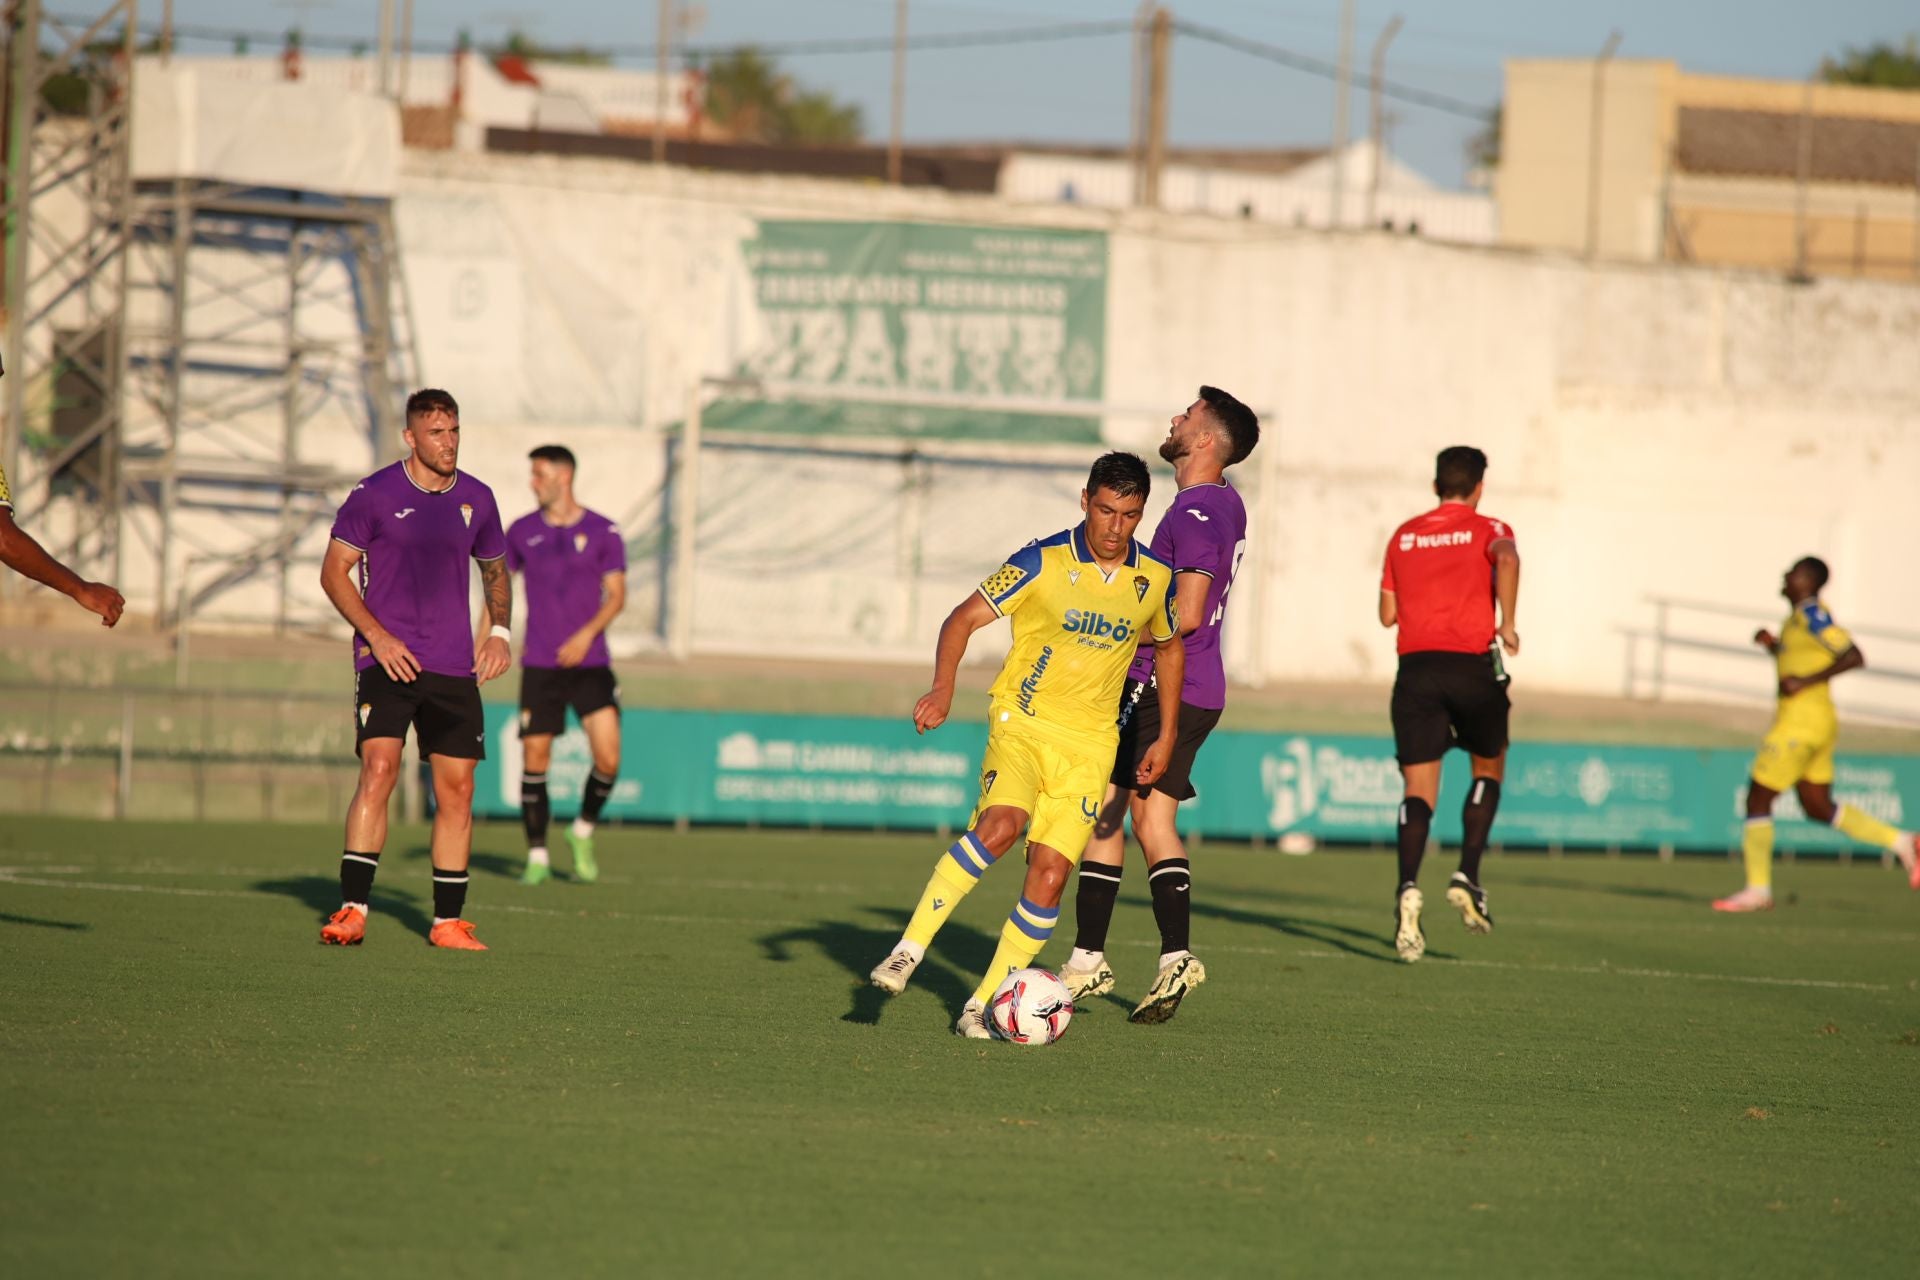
{"left": 2, "top": 5, "right": 418, "bottom": 629}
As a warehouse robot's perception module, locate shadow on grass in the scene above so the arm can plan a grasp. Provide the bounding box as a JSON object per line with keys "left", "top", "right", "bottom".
{"left": 395, "top": 844, "right": 586, "bottom": 884}
{"left": 1505, "top": 874, "right": 1699, "bottom": 904}
{"left": 0, "top": 910, "right": 89, "bottom": 931}
{"left": 1185, "top": 895, "right": 1418, "bottom": 964}
{"left": 758, "top": 906, "right": 1003, "bottom": 1026}
{"left": 253, "top": 873, "right": 435, "bottom": 941}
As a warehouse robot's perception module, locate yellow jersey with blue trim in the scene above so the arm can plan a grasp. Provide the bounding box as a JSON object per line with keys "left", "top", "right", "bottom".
{"left": 977, "top": 523, "right": 1178, "bottom": 754}
{"left": 1774, "top": 597, "right": 1853, "bottom": 730}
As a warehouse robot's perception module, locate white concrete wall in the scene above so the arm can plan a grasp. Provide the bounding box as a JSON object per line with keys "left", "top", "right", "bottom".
{"left": 57, "top": 150, "right": 1919, "bottom": 721}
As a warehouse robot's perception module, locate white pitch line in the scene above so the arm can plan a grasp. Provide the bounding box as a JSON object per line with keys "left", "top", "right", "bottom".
{"left": 0, "top": 871, "right": 812, "bottom": 930}
{"left": 1276, "top": 946, "right": 1890, "bottom": 992}
{"left": 1, "top": 871, "right": 1894, "bottom": 992}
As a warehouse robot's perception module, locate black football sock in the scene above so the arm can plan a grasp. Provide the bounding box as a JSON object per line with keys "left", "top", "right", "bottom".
{"left": 1397, "top": 797, "right": 1433, "bottom": 887}
{"left": 1147, "top": 857, "right": 1192, "bottom": 956}
{"left": 340, "top": 850, "right": 379, "bottom": 906}
{"left": 1458, "top": 778, "right": 1502, "bottom": 885}
{"left": 521, "top": 773, "right": 550, "bottom": 847}
{"left": 580, "top": 770, "right": 617, "bottom": 826}
{"left": 431, "top": 869, "right": 469, "bottom": 921}
{"left": 1072, "top": 862, "right": 1123, "bottom": 953}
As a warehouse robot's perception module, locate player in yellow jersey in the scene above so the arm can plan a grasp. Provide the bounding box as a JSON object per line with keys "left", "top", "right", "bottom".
{"left": 0, "top": 459, "right": 125, "bottom": 625}
{"left": 1714, "top": 556, "right": 1920, "bottom": 912}
{"left": 869, "top": 452, "right": 1185, "bottom": 1038}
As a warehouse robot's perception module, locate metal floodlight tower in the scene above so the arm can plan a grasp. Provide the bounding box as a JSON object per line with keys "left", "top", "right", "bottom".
{"left": 1, "top": 0, "right": 141, "bottom": 601}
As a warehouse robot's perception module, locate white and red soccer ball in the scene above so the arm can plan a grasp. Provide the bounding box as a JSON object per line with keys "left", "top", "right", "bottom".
{"left": 987, "top": 967, "right": 1075, "bottom": 1045}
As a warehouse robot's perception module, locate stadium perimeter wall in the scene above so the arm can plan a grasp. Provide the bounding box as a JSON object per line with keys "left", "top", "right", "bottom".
{"left": 75, "top": 150, "right": 1920, "bottom": 720}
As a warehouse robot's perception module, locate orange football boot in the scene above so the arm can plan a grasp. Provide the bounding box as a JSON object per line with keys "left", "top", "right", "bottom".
{"left": 320, "top": 906, "right": 367, "bottom": 945}
{"left": 427, "top": 919, "right": 488, "bottom": 951}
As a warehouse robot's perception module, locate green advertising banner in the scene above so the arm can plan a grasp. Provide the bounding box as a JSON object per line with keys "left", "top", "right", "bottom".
{"left": 475, "top": 707, "right": 1919, "bottom": 856}
{"left": 713, "top": 220, "right": 1109, "bottom": 443}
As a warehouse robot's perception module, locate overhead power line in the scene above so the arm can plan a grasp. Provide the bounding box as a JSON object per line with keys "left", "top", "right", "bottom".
{"left": 59, "top": 11, "right": 1491, "bottom": 123}
{"left": 51, "top": 14, "right": 1134, "bottom": 60}
{"left": 1174, "top": 20, "right": 1495, "bottom": 122}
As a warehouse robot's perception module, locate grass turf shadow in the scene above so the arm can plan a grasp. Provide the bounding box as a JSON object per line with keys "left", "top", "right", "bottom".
{"left": 1504, "top": 874, "right": 1700, "bottom": 904}
{"left": 0, "top": 910, "right": 89, "bottom": 931}
{"left": 759, "top": 906, "right": 1005, "bottom": 1026}
{"left": 1183, "top": 894, "right": 1441, "bottom": 963}
{"left": 252, "top": 873, "right": 435, "bottom": 941}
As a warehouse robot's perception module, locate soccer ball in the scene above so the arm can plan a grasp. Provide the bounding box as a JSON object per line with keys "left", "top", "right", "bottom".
{"left": 987, "top": 968, "right": 1075, "bottom": 1045}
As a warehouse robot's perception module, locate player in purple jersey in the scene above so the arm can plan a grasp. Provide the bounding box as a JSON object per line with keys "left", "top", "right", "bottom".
{"left": 505, "top": 445, "right": 628, "bottom": 885}
{"left": 316, "top": 388, "right": 511, "bottom": 952}
{"left": 1063, "top": 386, "right": 1258, "bottom": 1023}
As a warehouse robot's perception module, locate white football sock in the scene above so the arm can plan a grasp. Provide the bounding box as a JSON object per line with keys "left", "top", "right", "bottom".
{"left": 527, "top": 845, "right": 549, "bottom": 866}
{"left": 1067, "top": 947, "right": 1104, "bottom": 971}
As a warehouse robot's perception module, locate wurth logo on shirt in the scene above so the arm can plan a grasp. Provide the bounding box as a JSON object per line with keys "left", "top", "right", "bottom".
{"left": 1399, "top": 530, "right": 1474, "bottom": 552}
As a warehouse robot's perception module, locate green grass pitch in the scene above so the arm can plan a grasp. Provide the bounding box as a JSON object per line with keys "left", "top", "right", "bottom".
{"left": 3, "top": 816, "right": 1917, "bottom": 1278}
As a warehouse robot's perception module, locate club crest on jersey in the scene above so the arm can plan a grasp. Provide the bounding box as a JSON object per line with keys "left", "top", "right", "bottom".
{"left": 1133, "top": 575, "right": 1150, "bottom": 602}
{"left": 982, "top": 769, "right": 997, "bottom": 794}
{"left": 1067, "top": 569, "right": 1081, "bottom": 586}
{"left": 574, "top": 532, "right": 588, "bottom": 553}
{"left": 460, "top": 503, "right": 473, "bottom": 528}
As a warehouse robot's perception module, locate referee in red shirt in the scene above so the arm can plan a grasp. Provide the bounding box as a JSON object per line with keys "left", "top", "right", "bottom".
{"left": 1378, "top": 446, "right": 1521, "bottom": 962}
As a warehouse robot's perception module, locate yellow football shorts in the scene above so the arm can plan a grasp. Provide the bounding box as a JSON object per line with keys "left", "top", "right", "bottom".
{"left": 1751, "top": 717, "right": 1837, "bottom": 792}
{"left": 970, "top": 722, "right": 1108, "bottom": 863}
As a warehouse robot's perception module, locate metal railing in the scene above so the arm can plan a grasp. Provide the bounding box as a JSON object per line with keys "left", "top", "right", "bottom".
{"left": 1622, "top": 595, "right": 1920, "bottom": 727}
{"left": 0, "top": 680, "right": 422, "bottom": 822}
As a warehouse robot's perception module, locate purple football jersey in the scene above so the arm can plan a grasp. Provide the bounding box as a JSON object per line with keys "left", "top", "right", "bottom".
{"left": 1126, "top": 481, "right": 1248, "bottom": 710}
{"left": 329, "top": 461, "right": 507, "bottom": 679}
{"left": 506, "top": 508, "right": 627, "bottom": 669}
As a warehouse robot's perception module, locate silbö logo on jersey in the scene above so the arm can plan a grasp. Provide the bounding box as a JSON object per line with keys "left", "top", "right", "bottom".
{"left": 1062, "top": 609, "right": 1132, "bottom": 647}
{"left": 1017, "top": 645, "right": 1054, "bottom": 716}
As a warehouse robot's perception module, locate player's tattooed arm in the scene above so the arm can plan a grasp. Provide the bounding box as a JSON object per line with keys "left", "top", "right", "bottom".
{"left": 480, "top": 556, "right": 512, "bottom": 629}
{"left": 473, "top": 556, "right": 513, "bottom": 685}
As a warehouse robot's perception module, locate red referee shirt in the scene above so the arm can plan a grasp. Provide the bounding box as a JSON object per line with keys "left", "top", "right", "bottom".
{"left": 1381, "top": 502, "right": 1516, "bottom": 656}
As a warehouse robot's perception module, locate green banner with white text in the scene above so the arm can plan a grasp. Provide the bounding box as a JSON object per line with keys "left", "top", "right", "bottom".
{"left": 713, "top": 219, "right": 1109, "bottom": 443}
{"left": 473, "top": 706, "right": 1920, "bottom": 855}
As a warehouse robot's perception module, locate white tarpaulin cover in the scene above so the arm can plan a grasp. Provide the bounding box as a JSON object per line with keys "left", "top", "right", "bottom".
{"left": 131, "top": 62, "right": 399, "bottom": 198}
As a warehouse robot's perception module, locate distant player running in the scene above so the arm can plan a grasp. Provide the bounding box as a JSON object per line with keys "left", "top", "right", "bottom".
{"left": 1379, "top": 446, "right": 1519, "bottom": 963}
{"left": 868, "top": 452, "right": 1184, "bottom": 1038}
{"left": 1062, "top": 387, "right": 1258, "bottom": 1024}
{"left": 505, "top": 445, "right": 628, "bottom": 885}
{"left": 1713, "top": 556, "right": 1920, "bottom": 912}
{"left": 317, "top": 389, "right": 510, "bottom": 951}
{"left": 0, "top": 460, "right": 125, "bottom": 626}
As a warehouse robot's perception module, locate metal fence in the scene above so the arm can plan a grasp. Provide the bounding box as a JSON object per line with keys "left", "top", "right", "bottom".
{"left": 1621, "top": 596, "right": 1920, "bottom": 727}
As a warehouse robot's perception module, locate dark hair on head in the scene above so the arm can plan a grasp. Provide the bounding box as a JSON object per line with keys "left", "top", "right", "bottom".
{"left": 406, "top": 388, "right": 459, "bottom": 422}
{"left": 1086, "top": 451, "right": 1151, "bottom": 501}
{"left": 1198, "top": 385, "right": 1260, "bottom": 466}
{"left": 1793, "top": 556, "right": 1830, "bottom": 591}
{"left": 1435, "top": 445, "right": 1489, "bottom": 500}
{"left": 528, "top": 444, "right": 577, "bottom": 470}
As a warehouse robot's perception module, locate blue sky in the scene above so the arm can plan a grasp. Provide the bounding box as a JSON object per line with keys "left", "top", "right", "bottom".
{"left": 164, "top": 1, "right": 1918, "bottom": 187}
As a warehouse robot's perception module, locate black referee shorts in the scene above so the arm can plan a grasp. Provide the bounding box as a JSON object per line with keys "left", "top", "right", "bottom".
{"left": 354, "top": 666, "right": 486, "bottom": 760}
{"left": 1111, "top": 674, "right": 1222, "bottom": 802}
{"left": 519, "top": 666, "right": 621, "bottom": 737}
{"left": 1390, "top": 651, "right": 1510, "bottom": 766}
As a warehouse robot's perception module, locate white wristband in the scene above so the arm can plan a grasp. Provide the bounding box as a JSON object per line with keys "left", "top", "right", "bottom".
{"left": 489, "top": 624, "right": 511, "bottom": 642}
